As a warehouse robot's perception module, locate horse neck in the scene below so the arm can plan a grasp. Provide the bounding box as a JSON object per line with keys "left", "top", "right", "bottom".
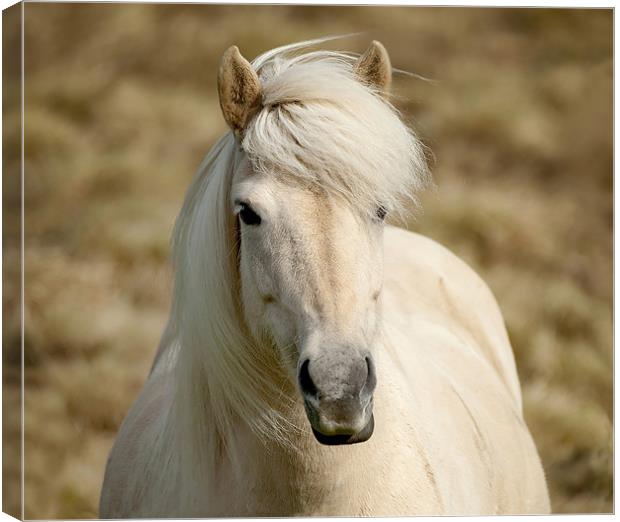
{"left": 162, "top": 330, "right": 416, "bottom": 515}
{"left": 208, "top": 358, "right": 406, "bottom": 516}
{"left": 169, "top": 327, "right": 302, "bottom": 463}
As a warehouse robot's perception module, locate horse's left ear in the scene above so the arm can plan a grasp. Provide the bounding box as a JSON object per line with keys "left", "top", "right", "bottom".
{"left": 218, "top": 46, "right": 263, "bottom": 136}
{"left": 354, "top": 40, "right": 392, "bottom": 95}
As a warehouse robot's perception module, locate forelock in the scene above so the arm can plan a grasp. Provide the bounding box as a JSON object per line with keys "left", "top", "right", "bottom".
{"left": 241, "top": 42, "right": 430, "bottom": 219}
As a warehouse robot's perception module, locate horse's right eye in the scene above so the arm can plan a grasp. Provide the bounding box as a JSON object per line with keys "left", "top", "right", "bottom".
{"left": 375, "top": 205, "right": 388, "bottom": 221}
{"left": 238, "top": 203, "right": 262, "bottom": 226}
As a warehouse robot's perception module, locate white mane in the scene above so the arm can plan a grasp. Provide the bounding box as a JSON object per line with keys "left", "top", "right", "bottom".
{"left": 245, "top": 40, "right": 429, "bottom": 219}
{"left": 154, "top": 39, "right": 430, "bottom": 508}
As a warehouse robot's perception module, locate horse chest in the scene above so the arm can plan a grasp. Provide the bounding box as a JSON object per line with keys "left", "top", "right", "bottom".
{"left": 204, "top": 417, "right": 439, "bottom": 517}
{"left": 211, "top": 446, "right": 369, "bottom": 516}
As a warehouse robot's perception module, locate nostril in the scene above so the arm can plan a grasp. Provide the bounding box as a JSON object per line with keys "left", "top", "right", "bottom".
{"left": 299, "top": 359, "right": 318, "bottom": 398}
{"left": 362, "top": 356, "right": 377, "bottom": 396}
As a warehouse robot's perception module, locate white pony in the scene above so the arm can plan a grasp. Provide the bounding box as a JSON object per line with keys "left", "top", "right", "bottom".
{"left": 100, "top": 39, "right": 550, "bottom": 517}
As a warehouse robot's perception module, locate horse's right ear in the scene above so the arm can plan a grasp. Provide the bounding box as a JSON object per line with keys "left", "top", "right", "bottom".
{"left": 218, "top": 46, "right": 263, "bottom": 136}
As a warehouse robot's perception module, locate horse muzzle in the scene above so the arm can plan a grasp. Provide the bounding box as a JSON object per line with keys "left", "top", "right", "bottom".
{"left": 308, "top": 403, "right": 375, "bottom": 446}
{"left": 298, "top": 352, "right": 377, "bottom": 445}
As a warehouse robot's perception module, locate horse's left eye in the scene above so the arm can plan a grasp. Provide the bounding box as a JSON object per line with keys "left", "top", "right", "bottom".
{"left": 375, "top": 205, "right": 388, "bottom": 221}
{"left": 238, "top": 203, "right": 262, "bottom": 226}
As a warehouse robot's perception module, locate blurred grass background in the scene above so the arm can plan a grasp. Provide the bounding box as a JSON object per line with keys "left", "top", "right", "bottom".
{"left": 2, "top": 4, "right": 612, "bottom": 518}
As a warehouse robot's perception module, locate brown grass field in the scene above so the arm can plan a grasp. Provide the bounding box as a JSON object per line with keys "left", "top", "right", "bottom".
{"left": 2, "top": 5, "right": 612, "bottom": 518}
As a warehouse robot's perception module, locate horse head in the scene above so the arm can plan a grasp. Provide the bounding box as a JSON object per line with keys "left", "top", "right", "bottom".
{"left": 215, "top": 41, "right": 416, "bottom": 445}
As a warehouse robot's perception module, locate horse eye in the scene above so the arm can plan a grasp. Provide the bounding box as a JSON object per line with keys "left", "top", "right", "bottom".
{"left": 238, "top": 203, "right": 262, "bottom": 226}
{"left": 375, "top": 205, "right": 388, "bottom": 221}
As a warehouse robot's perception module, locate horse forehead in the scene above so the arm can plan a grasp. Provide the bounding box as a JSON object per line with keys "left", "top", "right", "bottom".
{"left": 285, "top": 194, "right": 374, "bottom": 268}
{"left": 288, "top": 192, "right": 367, "bottom": 257}
{"left": 288, "top": 197, "right": 371, "bottom": 306}
{"left": 234, "top": 173, "right": 365, "bottom": 253}
{"left": 233, "top": 172, "right": 323, "bottom": 208}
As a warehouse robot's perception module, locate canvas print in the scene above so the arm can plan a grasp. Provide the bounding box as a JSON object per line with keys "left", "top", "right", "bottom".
{"left": 2, "top": 3, "right": 612, "bottom": 518}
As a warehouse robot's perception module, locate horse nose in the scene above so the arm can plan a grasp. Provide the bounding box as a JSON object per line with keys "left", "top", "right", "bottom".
{"left": 298, "top": 358, "right": 319, "bottom": 398}
{"left": 298, "top": 353, "right": 376, "bottom": 442}
{"left": 298, "top": 355, "right": 375, "bottom": 402}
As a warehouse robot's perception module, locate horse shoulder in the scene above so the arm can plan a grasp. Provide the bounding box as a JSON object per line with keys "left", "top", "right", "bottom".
{"left": 99, "top": 354, "right": 175, "bottom": 517}
{"left": 383, "top": 226, "right": 522, "bottom": 413}
{"left": 382, "top": 227, "right": 549, "bottom": 513}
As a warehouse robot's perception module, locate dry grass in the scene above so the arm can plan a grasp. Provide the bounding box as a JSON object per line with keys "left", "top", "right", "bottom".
{"left": 2, "top": 5, "right": 611, "bottom": 518}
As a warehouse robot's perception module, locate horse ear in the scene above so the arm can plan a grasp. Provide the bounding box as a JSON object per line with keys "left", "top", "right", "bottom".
{"left": 218, "top": 46, "right": 263, "bottom": 136}
{"left": 354, "top": 40, "right": 392, "bottom": 94}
